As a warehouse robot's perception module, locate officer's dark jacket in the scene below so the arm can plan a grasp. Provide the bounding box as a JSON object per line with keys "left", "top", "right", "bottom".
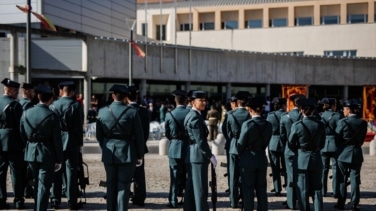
{"left": 96, "top": 101, "right": 144, "bottom": 164}
{"left": 184, "top": 109, "right": 211, "bottom": 163}
{"left": 237, "top": 116, "right": 272, "bottom": 169}
{"left": 165, "top": 105, "right": 190, "bottom": 159}
{"left": 280, "top": 108, "right": 302, "bottom": 156}
{"left": 50, "top": 96, "right": 83, "bottom": 151}
{"left": 226, "top": 107, "right": 251, "bottom": 155}
{"left": 335, "top": 114, "right": 367, "bottom": 164}
{"left": 128, "top": 102, "right": 150, "bottom": 154}
{"left": 288, "top": 116, "right": 325, "bottom": 170}
{"left": 0, "top": 95, "right": 23, "bottom": 151}
{"left": 222, "top": 109, "right": 234, "bottom": 150}
{"left": 20, "top": 103, "right": 63, "bottom": 163}
{"left": 266, "top": 109, "right": 286, "bottom": 152}
{"left": 19, "top": 97, "right": 34, "bottom": 110}
{"left": 320, "top": 109, "right": 343, "bottom": 152}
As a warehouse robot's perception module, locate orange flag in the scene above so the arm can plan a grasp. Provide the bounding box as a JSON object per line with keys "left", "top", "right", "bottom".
{"left": 130, "top": 41, "right": 146, "bottom": 58}
{"left": 282, "top": 85, "right": 307, "bottom": 111}
{"left": 363, "top": 86, "right": 376, "bottom": 121}
{"left": 16, "top": 5, "right": 57, "bottom": 31}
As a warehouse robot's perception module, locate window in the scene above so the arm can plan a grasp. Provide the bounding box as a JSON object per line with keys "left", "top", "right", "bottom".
{"left": 324, "top": 50, "right": 357, "bottom": 57}
{"left": 269, "top": 18, "right": 287, "bottom": 27}
{"left": 321, "top": 16, "right": 340, "bottom": 24}
{"left": 347, "top": 14, "right": 367, "bottom": 23}
{"left": 199, "top": 22, "right": 214, "bottom": 30}
{"left": 295, "top": 17, "right": 313, "bottom": 26}
{"left": 180, "top": 23, "right": 192, "bottom": 31}
{"left": 141, "top": 23, "right": 147, "bottom": 36}
{"left": 221, "top": 20, "right": 238, "bottom": 29}
{"left": 246, "top": 20, "right": 262, "bottom": 28}
{"left": 156, "top": 25, "right": 166, "bottom": 40}
{"left": 278, "top": 52, "right": 304, "bottom": 56}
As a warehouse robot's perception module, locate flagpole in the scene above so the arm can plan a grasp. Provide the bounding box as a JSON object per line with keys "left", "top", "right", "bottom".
{"left": 127, "top": 19, "right": 136, "bottom": 86}
{"left": 26, "top": 0, "right": 31, "bottom": 83}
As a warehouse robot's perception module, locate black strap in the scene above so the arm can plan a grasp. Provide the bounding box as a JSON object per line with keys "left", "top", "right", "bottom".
{"left": 51, "top": 101, "right": 76, "bottom": 130}
{"left": 322, "top": 112, "right": 336, "bottom": 134}
{"left": 167, "top": 111, "right": 187, "bottom": 138}
{"left": 0, "top": 101, "right": 18, "bottom": 127}
{"left": 25, "top": 111, "right": 54, "bottom": 140}
{"left": 343, "top": 120, "right": 361, "bottom": 144}
{"left": 107, "top": 106, "right": 130, "bottom": 133}
{"left": 272, "top": 112, "right": 280, "bottom": 134}
{"left": 299, "top": 121, "right": 319, "bottom": 150}
{"left": 229, "top": 112, "right": 242, "bottom": 138}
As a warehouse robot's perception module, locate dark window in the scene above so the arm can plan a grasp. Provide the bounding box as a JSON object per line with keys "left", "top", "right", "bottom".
{"left": 142, "top": 23, "right": 147, "bottom": 36}
{"left": 321, "top": 16, "right": 340, "bottom": 24}
{"left": 324, "top": 50, "right": 357, "bottom": 57}
{"left": 278, "top": 52, "right": 304, "bottom": 56}
{"left": 221, "top": 20, "right": 238, "bottom": 29}
{"left": 269, "top": 18, "right": 287, "bottom": 27}
{"left": 180, "top": 23, "right": 192, "bottom": 31}
{"left": 295, "top": 17, "right": 313, "bottom": 26}
{"left": 246, "top": 20, "right": 262, "bottom": 28}
{"left": 347, "top": 14, "right": 367, "bottom": 23}
{"left": 156, "top": 24, "right": 166, "bottom": 40}
{"left": 199, "top": 22, "right": 215, "bottom": 30}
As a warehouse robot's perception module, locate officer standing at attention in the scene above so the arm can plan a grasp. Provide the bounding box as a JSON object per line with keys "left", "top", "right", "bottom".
{"left": 280, "top": 94, "right": 305, "bottom": 209}
{"left": 183, "top": 91, "right": 217, "bottom": 211}
{"left": 237, "top": 97, "right": 272, "bottom": 211}
{"left": 165, "top": 90, "right": 190, "bottom": 208}
{"left": 19, "top": 82, "right": 36, "bottom": 198}
{"left": 334, "top": 99, "right": 367, "bottom": 211}
{"left": 206, "top": 105, "right": 219, "bottom": 141}
{"left": 288, "top": 98, "right": 325, "bottom": 211}
{"left": 266, "top": 97, "right": 287, "bottom": 196}
{"left": 50, "top": 81, "right": 83, "bottom": 209}
{"left": 0, "top": 78, "right": 26, "bottom": 209}
{"left": 125, "top": 86, "right": 150, "bottom": 207}
{"left": 20, "top": 84, "right": 63, "bottom": 211}
{"left": 320, "top": 98, "right": 342, "bottom": 198}
{"left": 226, "top": 91, "right": 251, "bottom": 208}
{"left": 96, "top": 84, "right": 144, "bottom": 211}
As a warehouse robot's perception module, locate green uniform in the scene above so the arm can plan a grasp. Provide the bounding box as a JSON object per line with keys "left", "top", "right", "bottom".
{"left": 96, "top": 101, "right": 144, "bottom": 211}
{"left": 288, "top": 116, "right": 325, "bottom": 211}
{"left": 183, "top": 109, "right": 211, "bottom": 211}
{"left": 165, "top": 105, "right": 190, "bottom": 207}
{"left": 320, "top": 109, "right": 342, "bottom": 197}
{"left": 20, "top": 103, "right": 63, "bottom": 211}
{"left": 50, "top": 96, "right": 83, "bottom": 207}
{"left": 128, "top": 102, "right": 149, "bottom": 205}
{"left": 335, "top": 114, "right": 367, "bottom": 208}
{"left": 0, "top": 95, "right": 25, "bottom": 208}
{"left": 280, "top": 108, "right": 302, "bottom": 209}
{"left": 226, "top": 107, "right": 250, "bottom": 208}
{"left": 266, "top": 109, "right": 287, "bottom": 194}
{"left": 237, "top": 116, "right": 272, "bottom": 211}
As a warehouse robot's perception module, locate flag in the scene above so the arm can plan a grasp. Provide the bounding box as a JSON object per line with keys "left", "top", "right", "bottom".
{"left": 130, "top": 41, "right": 146, "bottom": 58}
{"left": 282, "top": 85, "right": 307, "bottom": 111}
{"left": 363, "top": 86, "right": 376, "bottom": 121}
{"left": 16, "top": 5, "right": 57, "bottom": 31}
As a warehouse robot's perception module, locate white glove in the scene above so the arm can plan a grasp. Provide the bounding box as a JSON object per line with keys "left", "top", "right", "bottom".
{"left": 54, "top": 163, "right": 62, "bottom": 172}
{"left": 210, "top": 155, "right": 217, "bottom": 168}
{"left": 136, "top": 159, "right": 143, "bottom": 167}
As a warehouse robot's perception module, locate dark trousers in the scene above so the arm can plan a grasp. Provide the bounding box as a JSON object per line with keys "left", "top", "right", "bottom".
{"left": 168, "top": 158, "right": 185, "bottom": 206}
{"left": 269, "top": 150, "right": 286, "bottom": 193}
{"left": 0, "top": 151, "right": 25, "bottom": 204}
{"left": 240, "top": 166, "right": 268, "bottom": 211}
{"left": 336, "top": 161, "right": 362, "bottom": 207}
{"left": 29, "top": 161, "right": 54, "bottom": 211}
{"left": 321, "top": 151, "right": 338, "bottom": 196}
{"left": 50, "top": 150, "right": 79, "bottom": 205}
{"left": 229, "top": 154, "right": 240, "bottom": 207}
{"left": 105, "top": 163, "right": 135, "bottom": 211}
{"left": 183, "top": 162, "right": 209, "bottom": 211}
{"left": 285, "top": 153, "right": 297, "bottom": 209}
{"left": 296, "top": 169, "right": 323, "bottom": 211}
{"left": 208, "top": 125, "right": 218, "bottom": 141}
{"left": 133, "top": 157, "right": 146, "bottom": 204}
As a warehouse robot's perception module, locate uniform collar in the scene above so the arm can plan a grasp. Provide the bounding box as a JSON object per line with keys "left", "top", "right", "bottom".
{"left": 192, "top": 108, "right": 201, "bottom": 115}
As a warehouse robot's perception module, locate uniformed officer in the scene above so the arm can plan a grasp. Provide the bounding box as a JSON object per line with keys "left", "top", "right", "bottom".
{"left": 280, "top": 94, "right": 305, "bottom": 209}
{"left": 320, "top": 98, "right": 342, "bottom": 198}
{"left": 266, "top": 97, "right": 287, "bottom": 196}
{"left": 237, "top": 97, "right": 272, "bottom": 211}
{"left": 288, "top": 98, "right": 325, "bottom": 211}
{"left": 96, "top": 84, "right": 144, "bottom": 211}
{"left": 50, "top": 81, "right": 83, "bottom": 209}
{"left": 222, "top": 96, "right": 237, "bottom": 193}
{"left": 20, "top": 84, "right": 63, "bottom": 211}
{"left": 186, "top": 90, "right": 197, "bottom": 111}
{"left": 226, "top": 91, "right": 251, "bottom": 208}
{"left": 183, "top": 90, "right": 217, "bottom": 211}
{"left": 125, "top": 86, "right": 150, "bottom": 207}
{"left": 334, "top": 99, "right": 367, "bottom": 211}
{"left": 19, "top": 82, "right": 36, "bottom": 198}
{"left": 0, "top": 78, "right": 25, "bottom": 209}
{"left": 206, "top": 105, "right": 219, "bottom": 141}
{"left": 165, "top": 89, "right": 190, "bottom": 208}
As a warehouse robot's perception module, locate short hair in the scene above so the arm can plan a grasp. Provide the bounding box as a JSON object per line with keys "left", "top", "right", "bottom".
{"left": 114, "top": 92, "right": 126, "bottom": 101}
{"left": 38, "top": 93, "right": 53, "bottom": 103}
{"left": 175, "top": 95, "right": 186, "bottom": 105}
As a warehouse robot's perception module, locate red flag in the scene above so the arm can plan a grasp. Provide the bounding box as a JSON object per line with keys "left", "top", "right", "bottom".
{"left": 130, "top": 41, "right": 146, "bottom": 58}
{"left": 16, "top": 5, "right": 57, "bottom": 31}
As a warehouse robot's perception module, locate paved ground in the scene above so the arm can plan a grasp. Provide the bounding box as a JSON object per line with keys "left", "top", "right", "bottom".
{"left": 4, "top": 140, "right": 376, "bottom": 210}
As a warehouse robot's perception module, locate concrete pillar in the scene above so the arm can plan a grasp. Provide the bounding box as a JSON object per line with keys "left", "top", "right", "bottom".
{"left": 263, "top": 8, "right": 269, "bottom": 28}
{"left": 211, "top": 133, "right": 225, "bottom": 155}
{"left": 8, "top": 31, "right": 18, "bottom": 81}
{"left": 368, "top": 0, "right": 375, "bottom": 23}
{"left": 83, "top": 76, "right": 91, "bottom": 127}
{"left": 265, "top": 83, "right": 271, "bottom": 97}
{"left": 288, "top": 6, "right": 295, "bottom": 27}
{"left": 192, "top": 10, "right": 199, "bottom": 31}
{"left": 185, "top": 81, "right": 191, "bottom": 92}
{"left": 226, "top": 82, "right": 231, "bottom": 101}
{"left": 238, "top": 9, "right": 245, "bottom": 29}
{"left": 343, "top": 86, "right": 348, "bottom": 100}
{"left": 215, "top": 10, "right": 221, "bottom": 30}
{"left": 340, "top": 2, "right": 347, "bottom": 24}
{"left": 140, "top": 79, "right": 147, "bottom": 100}
{"left": 313, "top": 3, "right": 320, "bottom": 25}
{"left": 159, "top": 137, "right": 170, "bottom": 156}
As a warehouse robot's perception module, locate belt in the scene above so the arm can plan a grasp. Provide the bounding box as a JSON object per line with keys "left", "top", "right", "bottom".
{"left": 171, "top": 135, "right": 188, "bottom": 140}
{"left": 299, "top": 147, "right": 319, "bottom": 152}
{"left": 188, "top": 139, "right": 196, "bottom": 145}
{"left": 28, "top": 137, "right": 46, "bottom": 143}
{"left": 106, "top": 134, "right": 133, "bottom": 140}
{"left": 244, "top": 146, "right": 263, "bottom": 151}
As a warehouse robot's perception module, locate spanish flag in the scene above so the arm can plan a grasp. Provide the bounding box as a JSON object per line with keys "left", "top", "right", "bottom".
{"left": 130, "top": 41, "right": 146, "bottom": 58}
{"left": 16, "top": 5, "right": 57, "bottom": 31}
{"left": 282, "top": 85, "right": 307, "bottom": 111}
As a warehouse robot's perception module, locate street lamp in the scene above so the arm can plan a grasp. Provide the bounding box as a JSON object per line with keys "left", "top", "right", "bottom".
{"left": 126, "top": 18, "right": 136, "bottom": 86}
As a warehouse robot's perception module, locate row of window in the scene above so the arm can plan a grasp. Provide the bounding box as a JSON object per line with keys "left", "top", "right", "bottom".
{"left": 279, "top": 50, "right": 357, "bottom": 57}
